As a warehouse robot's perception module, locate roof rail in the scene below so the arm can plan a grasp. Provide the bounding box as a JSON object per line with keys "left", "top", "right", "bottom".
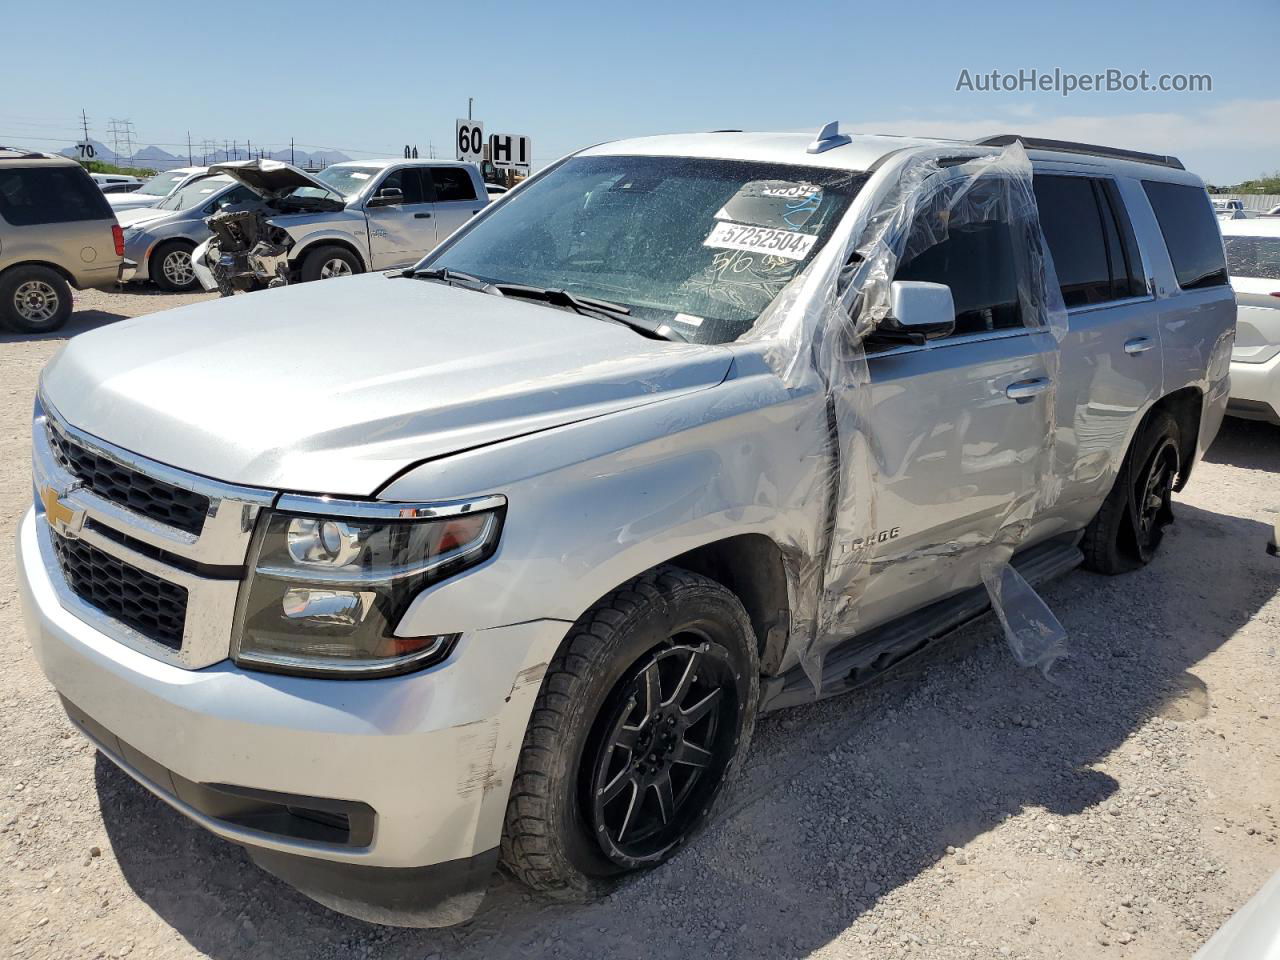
{"left": 974, "top": 135, "right": 1184, "bottom": 170}
{"left": 808, "top": 121, "right": 852, "bottom": 155}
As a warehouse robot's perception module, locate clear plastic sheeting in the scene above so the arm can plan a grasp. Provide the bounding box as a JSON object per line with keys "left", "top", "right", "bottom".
{"left": 745, "top": 140, "right": 1070, "bottom": 691}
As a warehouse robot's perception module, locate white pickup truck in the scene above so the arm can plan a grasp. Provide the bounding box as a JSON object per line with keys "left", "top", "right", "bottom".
{"left": 191, "top": 158, "right": 488, "bottom": 293}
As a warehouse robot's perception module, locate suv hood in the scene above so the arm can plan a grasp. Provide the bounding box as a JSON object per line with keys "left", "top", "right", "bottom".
{"left": 208, "top": 158, "right": 344, "bottom": 201}
{"left": 41, "top": 274, "right": 733, "bottom": 495}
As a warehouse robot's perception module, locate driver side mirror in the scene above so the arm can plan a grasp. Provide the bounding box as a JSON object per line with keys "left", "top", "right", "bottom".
{"left": 882, "top": 280, "right": 956, "bottom": 343}
{"left": 367, "top": 186, "right": 403, "bottom": 208}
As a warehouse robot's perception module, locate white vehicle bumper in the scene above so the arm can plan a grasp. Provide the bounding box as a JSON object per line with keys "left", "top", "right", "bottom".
{"left": 16, "top": 508, "right": 567, "bottom": 926}
{"left": 1228, "top": 352, "right": 1280, "bottom": 424}
{"left": 190, "top": 238, "right": 218, "bottom": 292}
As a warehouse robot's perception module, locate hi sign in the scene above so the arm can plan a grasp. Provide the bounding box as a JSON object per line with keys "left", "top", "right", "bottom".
{"left": 488, "top": 133, "right": 531, "bottom": 170}
{"left": 456, "top": 119, "right": 485, "bottom": 163}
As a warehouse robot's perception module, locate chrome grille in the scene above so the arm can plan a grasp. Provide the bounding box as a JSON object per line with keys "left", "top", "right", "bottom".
{"left": 33, "top": 394, "right": 274, "bottom": 669}
{"left": 47, "top": 423, "right": 210, "bottom": 535}
{"left": 52, "top": 532, "right": 188, "bottom": 649}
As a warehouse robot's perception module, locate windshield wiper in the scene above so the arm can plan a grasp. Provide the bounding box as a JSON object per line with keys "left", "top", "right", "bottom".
{"left": 409, "top": 267, "right": 499, "bottom": 293}
{"left": 491, "top": 284, "right": 687, "bottom": 342}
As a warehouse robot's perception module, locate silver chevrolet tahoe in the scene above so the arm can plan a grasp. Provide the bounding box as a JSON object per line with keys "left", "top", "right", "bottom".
{"left": 16, "top": 127, "right": 1234, "bottom": 926}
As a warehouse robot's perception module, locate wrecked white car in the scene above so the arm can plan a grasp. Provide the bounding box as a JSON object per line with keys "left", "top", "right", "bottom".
{"left": 192, "top": 158, "right": 488, "bottom": 294}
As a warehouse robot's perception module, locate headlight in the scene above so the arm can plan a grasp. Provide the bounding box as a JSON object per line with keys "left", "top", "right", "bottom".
{"left": 233, "top": 495, "right": 505, "bottom": 678}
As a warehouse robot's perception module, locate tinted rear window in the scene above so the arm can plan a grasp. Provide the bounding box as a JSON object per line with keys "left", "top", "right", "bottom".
{"left": 429, "top": 167, "right": 477, "bottom": 202}
{"left": 1141, "top": 181, "right": 1228, "bottom": 290}
{"left": 1223, "top": 234, "right": 1280, "bottom": 281}
{"left": 0, "top": 166, "right": 113, "bottom": 226}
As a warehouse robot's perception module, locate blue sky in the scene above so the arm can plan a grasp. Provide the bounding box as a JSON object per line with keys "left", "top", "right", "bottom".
{"left": 4, "top": 0, "right": 1276, "bottom": 183}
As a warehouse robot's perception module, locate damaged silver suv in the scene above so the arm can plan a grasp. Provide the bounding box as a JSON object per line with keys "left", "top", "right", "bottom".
{"left": 18, "top": 126, "right": 1234, "bottom": 926}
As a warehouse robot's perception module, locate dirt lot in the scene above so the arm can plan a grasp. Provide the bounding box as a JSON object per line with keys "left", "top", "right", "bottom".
{"left": 2, "top": 288, "right": 1279, "bottom": 960}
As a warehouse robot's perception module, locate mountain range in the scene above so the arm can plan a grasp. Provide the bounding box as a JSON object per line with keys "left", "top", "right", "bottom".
{"left": 54, "top": 139, "right": 352, "bottom": 170}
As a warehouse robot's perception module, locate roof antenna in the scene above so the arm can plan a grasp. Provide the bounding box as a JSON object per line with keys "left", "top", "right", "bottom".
{"left": 807, "top": 121, "right": 851, "bottom": 154}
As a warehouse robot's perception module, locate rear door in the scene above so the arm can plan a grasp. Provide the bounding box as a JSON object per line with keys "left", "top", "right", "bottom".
{"left": 849, "top": 175, "right": 1060, "bottom": 629}
{"left": 1031, "top": 170, "right": 1163, "bottom": 530}
{"left": 0, "top": 164, "right": 119, "bottom": 287}
{"left": 426, "top": 166, "right": 484, "bottom": 247}
{"left": 364, "top": 167, "right": 436, "bottom": 269}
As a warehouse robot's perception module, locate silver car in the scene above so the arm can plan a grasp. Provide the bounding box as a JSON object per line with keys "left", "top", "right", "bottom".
{"left": 118, "top": 175, "right": 265, "bottom": 291}
{"left": 18, "top": 128, "right": 1235, "bottom": 926}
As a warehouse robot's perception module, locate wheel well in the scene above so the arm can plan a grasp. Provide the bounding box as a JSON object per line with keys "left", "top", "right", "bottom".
{"left": 0, "top": 261, "right": 76, "bottom": 289}
{"left": 291, "top": 239, "right": 366, "bottom": 272}
{"left": 670, "top": 534, "right": 791, "bottom": 675}
{"left": 1147, "top": 387, "right": 1202, "bottom": 490}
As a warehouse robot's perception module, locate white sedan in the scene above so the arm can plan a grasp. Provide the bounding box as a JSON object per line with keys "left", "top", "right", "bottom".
{"left": 106, "top": 166, "right": 209, "bottom": 212}
{"left": 1221, "top": 217, "right": 1280, "bottom": 425}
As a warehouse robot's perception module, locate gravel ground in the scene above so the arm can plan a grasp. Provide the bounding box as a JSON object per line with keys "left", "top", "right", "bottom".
{"left": 2, "top": 287, "right": 1279, "bottom": 960}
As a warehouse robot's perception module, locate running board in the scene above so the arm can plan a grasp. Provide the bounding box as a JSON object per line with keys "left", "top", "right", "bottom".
{"left": 759, "top": 538, "right": 1083, "bottom": 713}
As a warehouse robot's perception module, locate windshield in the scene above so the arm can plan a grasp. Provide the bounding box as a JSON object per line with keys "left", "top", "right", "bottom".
{"left": 286, "top": 164, "right": 376, "bottom": 201}
{"left": 421, "top": 155, "right": 866, "bottom": 344}
{"left": 137, "top": 171, "right": 192, "bottom": 197}
{"left": 156, "top": 176, "right": 232, "bottom": 211}
{"left": 1224, "top": 234, "right": 1280, "bottom": 279}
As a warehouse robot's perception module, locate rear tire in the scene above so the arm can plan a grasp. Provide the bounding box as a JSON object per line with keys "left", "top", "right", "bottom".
{"left": 300, "top": 245, "right": 361, "bottom": 283}
{"left": 501, "top": 566, "right": 759, "bottom": 900}
{"left": 151, "top": 240, "right": 198, "bottom": 292}
{"left": 1081, "top": 410, "right": 1180, "bottom": 574}
{"left": 0, "top": 265, "right": 72, "bottom": 334}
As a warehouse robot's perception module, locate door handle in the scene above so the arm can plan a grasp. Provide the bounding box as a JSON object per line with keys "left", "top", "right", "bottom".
{"left": 1005, "top": 377, "right": 1051, "bottom": 402}
{"left": 1124, "top": 336, "right": 1154, "bottom": 355}
{"left": 414, "top": 212, "right": 432, "bottom": 219}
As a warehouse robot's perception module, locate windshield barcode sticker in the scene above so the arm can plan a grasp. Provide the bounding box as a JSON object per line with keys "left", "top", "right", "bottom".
{"left": 703, "top": 222, "right": 818, "bottom": 261}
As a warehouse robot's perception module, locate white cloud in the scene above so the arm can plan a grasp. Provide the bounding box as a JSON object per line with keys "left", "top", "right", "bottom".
{"left": 834, "top": 99, "right": 1280, "bottom": 183}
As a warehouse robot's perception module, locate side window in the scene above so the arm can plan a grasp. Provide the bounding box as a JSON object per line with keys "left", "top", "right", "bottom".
{"left": 1032, "top": 175, "right": 1146, "bottom": 308}
{"left": 430, "top": 167, "right": 478, "bottom": 202}
{"left": 893, "top": 186, "right": 1023, "bottom": 336}
{"left": 0, "top": 166, "right": 112, "bottom": 226}
{"left": 376, "top": 169, "right": 425, "bottom": 204}
{"left": 1141, "top": 180, "right": 1229, "bottom": 290}
{"left": 1032, "top": 176, "right": 1111, "bottom": 307}
{"left": 1097, "top": 180, "right": 1147, "bottom": 299}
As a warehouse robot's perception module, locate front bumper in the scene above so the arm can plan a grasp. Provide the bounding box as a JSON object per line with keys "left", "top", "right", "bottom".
{"left": 1228, "top": 354, "right": 1280, "bottom": 425}
{"left": 16, "top": 508, "right": 567, "bottom": 925}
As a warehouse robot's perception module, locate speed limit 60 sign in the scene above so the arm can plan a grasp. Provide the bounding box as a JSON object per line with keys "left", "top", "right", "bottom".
{"left": 456, "top": 120, "right": 485, "bottom": 163}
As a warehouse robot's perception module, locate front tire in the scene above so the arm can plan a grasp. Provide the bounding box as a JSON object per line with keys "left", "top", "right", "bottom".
{"left": 299, "top": 245, "right": 361, "bottom": 283}
{"left": 0, "top": 265, "right": 72, "bottom": 333}
{"left": 1081, "top": 409, "right": 1180, "bottom": 574}
{"left": 501, "top": 566, "right": 759, "bottom": 900}
{"left": 151, "top": 240, "right": 198, "bottom": 292}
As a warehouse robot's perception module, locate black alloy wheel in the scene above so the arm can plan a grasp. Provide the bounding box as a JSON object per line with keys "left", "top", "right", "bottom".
{"left": 585, "top": 640, "right": 740, "bottom": 867}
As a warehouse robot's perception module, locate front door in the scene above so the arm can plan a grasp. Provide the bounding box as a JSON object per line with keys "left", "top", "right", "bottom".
{"left": 830, "top": 176, "right": 1061, "bottom": 634}
{"left": 364, "top": 168, "right": 436, "bottom": 269}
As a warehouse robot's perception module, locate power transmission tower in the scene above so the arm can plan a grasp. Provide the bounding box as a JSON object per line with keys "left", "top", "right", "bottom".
{"left": 107, "top": 119, "right": 136, "bottom": 164}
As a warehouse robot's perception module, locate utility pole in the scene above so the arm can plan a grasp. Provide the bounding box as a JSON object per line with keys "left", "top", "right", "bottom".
{"left": 187, "top": 131, "right": 193, "bottom": 165}
{"left": 290, "top": 137, "right": 295, "bottom": 165}
{"left": 468, "top": 97, "right": 473, "bottom": 120}
{"left": 79, "top": 109, "right": 90, "bottom": 143}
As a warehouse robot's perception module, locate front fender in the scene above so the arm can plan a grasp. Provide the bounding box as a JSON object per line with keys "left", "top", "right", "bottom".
{"left": 383, "top": 352, "right": 829, "bottom": 647}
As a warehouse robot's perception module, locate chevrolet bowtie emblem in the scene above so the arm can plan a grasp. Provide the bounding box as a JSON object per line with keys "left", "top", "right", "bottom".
{"left": 40, "top": 484, "right": 84, "bottom": 538}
